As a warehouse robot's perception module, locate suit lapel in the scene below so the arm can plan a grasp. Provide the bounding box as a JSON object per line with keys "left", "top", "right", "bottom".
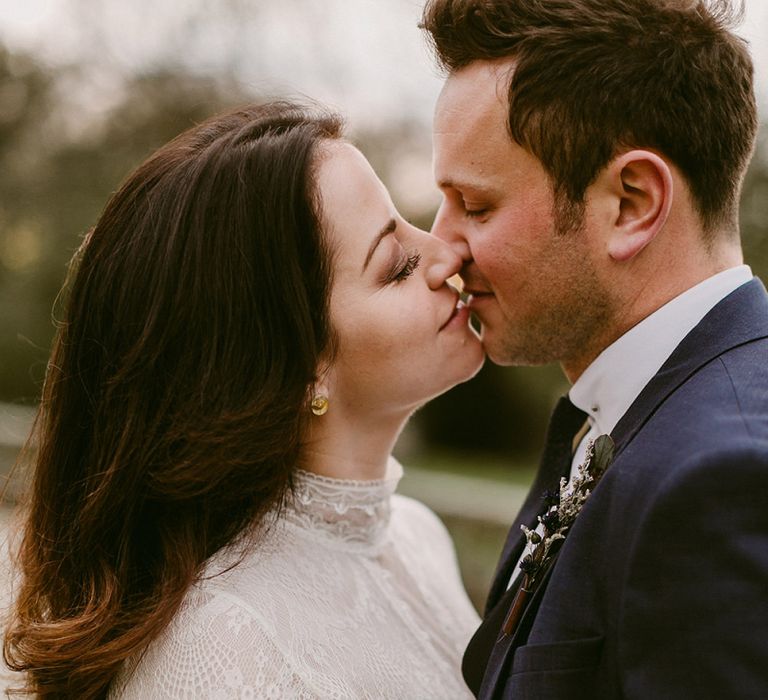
{"left": 478, "top": 550, "right": 563, "bottom": 699}
{"left": 467, "top": 400, "right": 582, "bottom": 693}
{"left": 484, "top": 483, "right": 545, "bottom": 613}
{"left": 463, "top": 488, "right": 548, "bottom": 694}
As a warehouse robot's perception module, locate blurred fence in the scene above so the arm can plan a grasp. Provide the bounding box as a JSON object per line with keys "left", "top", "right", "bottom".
{"left": 0, "top": 403, "right": 34, "bottom": 503}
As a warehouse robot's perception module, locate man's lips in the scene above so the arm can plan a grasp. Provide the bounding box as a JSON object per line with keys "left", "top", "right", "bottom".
{"left": 464, "top": 289, "right": 494, "bottom": 317}
{"left": 464, "top": 288, "right": 494, "bottom": 301}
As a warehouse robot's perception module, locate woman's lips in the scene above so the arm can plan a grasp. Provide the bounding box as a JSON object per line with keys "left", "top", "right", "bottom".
{"left": 440, "top": 299, "right": 470, "bottom": 331}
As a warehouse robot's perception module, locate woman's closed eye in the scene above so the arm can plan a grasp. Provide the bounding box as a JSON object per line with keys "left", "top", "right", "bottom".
{"left": 388, "top": 251, "right": 421, "bottom": 283}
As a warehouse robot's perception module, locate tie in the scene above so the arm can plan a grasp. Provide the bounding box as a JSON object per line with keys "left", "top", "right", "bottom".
{"left": 535, "top": 395, "right": 590, "bottom": 498}
{"left": 484, "top": 395, "right": 589, "bottom": 613}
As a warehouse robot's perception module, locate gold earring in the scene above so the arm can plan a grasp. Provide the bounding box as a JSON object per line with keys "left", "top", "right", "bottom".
{"left": 311, "top": 395, "right": 329, "bottom": 416}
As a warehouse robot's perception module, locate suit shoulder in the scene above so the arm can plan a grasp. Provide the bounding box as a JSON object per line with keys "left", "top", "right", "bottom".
{"left": 597, "top": 339, "right": 768, "bottom": 526}
{"left": 637, "top": 338, "right": 768, "bottom": 454}
{"left": 716, "top": 336, "right": 768, "bottom": 419}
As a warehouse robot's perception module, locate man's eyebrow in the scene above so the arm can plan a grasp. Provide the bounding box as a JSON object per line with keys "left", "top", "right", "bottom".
{"left": 363, "top": 218, "right": 397, "bottom": 272}
{"left": 436, "top": 177, "right": 487, "bottom": 194}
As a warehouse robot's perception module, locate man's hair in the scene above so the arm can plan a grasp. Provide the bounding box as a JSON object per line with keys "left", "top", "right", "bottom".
{"left": 422, "top": 0, "right": 757, "bottom": 237}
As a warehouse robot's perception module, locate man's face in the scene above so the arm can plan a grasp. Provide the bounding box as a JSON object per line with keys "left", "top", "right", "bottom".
{"left": 432, "top": 59, "right": 611, "bottom": 370}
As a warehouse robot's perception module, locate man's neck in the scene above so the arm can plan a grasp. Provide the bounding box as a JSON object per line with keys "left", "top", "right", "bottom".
{"left": 565, "top": 264, "right": 752, "bottom": 411}
{"left": 563, "top": 245, "right": 744, "bottom": 383}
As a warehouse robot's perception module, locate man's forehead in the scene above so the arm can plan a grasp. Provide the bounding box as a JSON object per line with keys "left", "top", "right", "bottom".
{"left": 434, "top": 59, "right": 513, "bottom": 136}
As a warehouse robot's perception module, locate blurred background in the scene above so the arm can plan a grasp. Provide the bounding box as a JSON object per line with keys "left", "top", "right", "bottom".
{"left": 0, "top": 0, "right": 766, "bottom": 611}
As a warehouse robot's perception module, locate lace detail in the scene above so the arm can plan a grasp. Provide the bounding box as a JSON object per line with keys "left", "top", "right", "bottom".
{"left": 284, "top": 458, "right": 402, "bottom": 548}
{"left": 112, "top": 458, "right": 478, "bottom": 699}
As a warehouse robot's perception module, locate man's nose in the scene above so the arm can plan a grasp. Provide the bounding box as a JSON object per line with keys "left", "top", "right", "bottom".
{"left": 431, "top": 201, "right": 472, "bottom": 262}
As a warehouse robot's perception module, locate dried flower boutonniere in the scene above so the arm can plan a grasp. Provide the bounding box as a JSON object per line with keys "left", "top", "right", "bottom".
{"left": 501, "top": 434, "right": 615, "bottom": 637}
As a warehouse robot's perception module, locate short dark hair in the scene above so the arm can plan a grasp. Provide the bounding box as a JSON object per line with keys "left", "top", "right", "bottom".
{"left": 4, "top": 101, "right": 344, "bottom": 697}
{"left": 422, "top": 0, "right": 757, "bottom": 236}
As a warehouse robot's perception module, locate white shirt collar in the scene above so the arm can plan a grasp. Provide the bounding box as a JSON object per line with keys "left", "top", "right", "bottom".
{"left": 569, "top": 265, "right": 753, "bottom": 436}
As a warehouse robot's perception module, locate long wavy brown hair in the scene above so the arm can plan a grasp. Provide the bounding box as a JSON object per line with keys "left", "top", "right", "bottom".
{"left": 3, "top": 101, "right": 343, "bottom": 698}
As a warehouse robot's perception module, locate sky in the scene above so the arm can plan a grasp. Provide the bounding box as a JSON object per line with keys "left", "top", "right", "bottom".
{"left": 0, "top": 0, "right": 765, "bottom": 130}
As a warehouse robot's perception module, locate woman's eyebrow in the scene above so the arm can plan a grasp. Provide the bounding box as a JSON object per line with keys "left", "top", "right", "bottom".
{"left": 362, "top": 218, "right": 397, "bottom": 272}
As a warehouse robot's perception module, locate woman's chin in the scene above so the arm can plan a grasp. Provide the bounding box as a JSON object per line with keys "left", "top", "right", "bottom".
{"left": 432, "top": 343, "right": 487, "bottom": 399}
{"left": 460, "top": 344, "right": 487, "bottom": 383}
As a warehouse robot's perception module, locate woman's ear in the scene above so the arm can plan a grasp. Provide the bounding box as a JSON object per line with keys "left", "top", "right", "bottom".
{"left": 603, "top": 150, "right": 673, "bottom": 262}
{"left": 309, "top": 360, "right": 335, "bottom": 414}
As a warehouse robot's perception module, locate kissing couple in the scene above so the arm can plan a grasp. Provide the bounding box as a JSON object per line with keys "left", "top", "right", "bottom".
{"left": 5, "top": 0, "right": 767, "bottom": 698}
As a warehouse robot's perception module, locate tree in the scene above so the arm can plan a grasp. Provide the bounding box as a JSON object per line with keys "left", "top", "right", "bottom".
{"left": 0, "top": 48, "right": 250, "bottom": 402}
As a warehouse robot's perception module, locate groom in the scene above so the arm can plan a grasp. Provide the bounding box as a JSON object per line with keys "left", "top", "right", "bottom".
{"left": 423, "top": 0, "right": 767, "bottom": 697}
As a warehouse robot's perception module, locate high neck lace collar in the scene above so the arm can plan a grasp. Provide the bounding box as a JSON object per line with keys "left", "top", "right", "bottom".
{"left": 282, "top": 458, "right": 403, "bottom": 549}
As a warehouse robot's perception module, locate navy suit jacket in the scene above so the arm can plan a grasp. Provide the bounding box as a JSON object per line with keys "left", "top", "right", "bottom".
{"left": 463, "top": 278, "right": 768, "bottom": 699}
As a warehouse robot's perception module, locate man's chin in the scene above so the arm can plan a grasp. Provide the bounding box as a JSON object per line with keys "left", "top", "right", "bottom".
{"left": 479, "top": 331, "right": 518, "bottom": 367}
{"left": 481, "top": 330, "right": 554, "bottom": 367}
{"left": 483, "top": 347, "right": 520, "bottom": 367}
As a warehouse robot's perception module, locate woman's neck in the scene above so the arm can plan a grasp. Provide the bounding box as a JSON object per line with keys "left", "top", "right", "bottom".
{"left": 299, "top": 406, "right": 411, "bottom": 481}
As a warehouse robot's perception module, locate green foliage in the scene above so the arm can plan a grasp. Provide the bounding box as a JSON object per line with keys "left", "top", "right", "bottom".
{"left": 414, "top": 362, "right": 567, "bottom": 458}
{"left": 0, "top": 46, "right": 54, "bottom": 402}
{"left": 440, "top": 514, "right": 508, "bottom": 612}
{"left": 0, "top": 48, "right": 250, "bottom": 402}
{"left": 742, "top": 132, "right": 768, "bottom": 281}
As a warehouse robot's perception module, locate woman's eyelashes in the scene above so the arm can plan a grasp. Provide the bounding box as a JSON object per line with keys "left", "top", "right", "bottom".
{"left": 383, "top": 251, "right": 421, "bottom": 284}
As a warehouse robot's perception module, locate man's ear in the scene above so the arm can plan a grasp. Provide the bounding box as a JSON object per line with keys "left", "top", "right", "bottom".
{"left": 604, "top": 150, "right": 673, "bottom": 262}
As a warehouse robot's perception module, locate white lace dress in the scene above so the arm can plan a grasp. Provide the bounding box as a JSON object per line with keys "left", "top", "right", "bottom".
{"left": 111, "top": 460, "right": 479, "bottom": 699}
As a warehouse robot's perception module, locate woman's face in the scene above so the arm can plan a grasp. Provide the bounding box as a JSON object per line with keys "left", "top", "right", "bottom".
{"left": 317, "top": 142, "right": 484, "bottom": 416}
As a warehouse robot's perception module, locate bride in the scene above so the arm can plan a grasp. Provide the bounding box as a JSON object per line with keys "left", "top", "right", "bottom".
{"left": 4, "top": 101, "right": 485, "bottom": 698}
